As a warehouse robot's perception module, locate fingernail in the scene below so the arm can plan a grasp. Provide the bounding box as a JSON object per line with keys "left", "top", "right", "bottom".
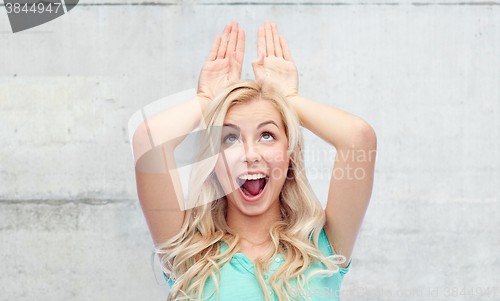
{"left": 233, "top": 52, "right": 237, "bottom": 59}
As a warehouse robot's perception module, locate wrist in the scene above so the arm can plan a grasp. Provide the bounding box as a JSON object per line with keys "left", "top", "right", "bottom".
{"left": 286, "top": 94, "right": 303, "bottom": 109}
{"left": 196, "top": 94, "right": 211, "bottom": 103}
{"left": 286, "top": 94, "right": 305, "bottom": 126}
{"left": 286, "top": 93, "right": 301, "bottom": 102}
{"left": 283, "top": 84, "right": 300, "bottom": 100}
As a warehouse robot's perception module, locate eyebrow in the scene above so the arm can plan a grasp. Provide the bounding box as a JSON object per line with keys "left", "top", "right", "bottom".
{"left": 223, "top": 120, "right": 279, "bottom": 131}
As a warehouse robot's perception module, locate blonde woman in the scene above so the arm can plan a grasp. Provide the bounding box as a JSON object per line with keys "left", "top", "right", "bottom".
{"left": 132, "top": 20, "right": 377, "bottom": 301}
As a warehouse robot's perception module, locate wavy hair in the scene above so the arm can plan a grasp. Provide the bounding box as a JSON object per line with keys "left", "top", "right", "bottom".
{"left": 156, "top": 80, "right": 346, "bottom": 301}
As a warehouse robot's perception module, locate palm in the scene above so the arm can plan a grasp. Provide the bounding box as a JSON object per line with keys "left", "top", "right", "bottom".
{"left": 197, "top": 22, "right": 245, "bottom": 101}
{"left": 254, "top": 56, "right": 298, "bottom": 99}
{"left": 252, "top": 21, "right": 299, "bottom": 99}
{"left": 198, "top": 59, "right": 238, "bottom": 99}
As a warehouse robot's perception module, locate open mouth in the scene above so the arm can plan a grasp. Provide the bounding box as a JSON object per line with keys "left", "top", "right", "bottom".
{"left": 237, "top": 176, "right": 269, "bottom": 197}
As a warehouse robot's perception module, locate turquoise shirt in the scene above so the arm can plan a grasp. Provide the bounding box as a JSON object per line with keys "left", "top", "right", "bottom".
{"left": 165, "top": 228, "right": 351, "bottom": 300}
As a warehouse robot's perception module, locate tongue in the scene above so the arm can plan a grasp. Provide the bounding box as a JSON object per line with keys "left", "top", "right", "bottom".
{"left": 242, "top": 179, "right": 265, "bottom": 196}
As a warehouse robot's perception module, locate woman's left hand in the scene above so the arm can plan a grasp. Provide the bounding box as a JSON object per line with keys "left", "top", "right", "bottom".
{"left": 252, "top": 20, "right": 299, "bottom": 99}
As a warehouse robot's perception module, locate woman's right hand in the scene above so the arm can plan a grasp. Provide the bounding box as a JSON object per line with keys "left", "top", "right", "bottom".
{"left": 197, "top": 21, "right": 245, "bottom": 102}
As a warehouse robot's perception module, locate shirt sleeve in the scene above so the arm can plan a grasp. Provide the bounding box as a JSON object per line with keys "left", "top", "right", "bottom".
{"left": 319, "top": 228, "right": 352, "bottom": 275}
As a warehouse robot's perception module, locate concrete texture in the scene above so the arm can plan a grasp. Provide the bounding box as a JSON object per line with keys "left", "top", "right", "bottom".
{"left": 1, "top": 1, "right": 499, "bottom": 300}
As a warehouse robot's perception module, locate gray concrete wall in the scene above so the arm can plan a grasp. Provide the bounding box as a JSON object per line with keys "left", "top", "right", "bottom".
{"left": 1, "top": 1, "right": 499, "bottom": 300}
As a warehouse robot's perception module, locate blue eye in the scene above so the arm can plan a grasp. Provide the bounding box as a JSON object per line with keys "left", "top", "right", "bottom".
{"left": 261, "top": 132, "right": 275, "bottom": 141}
{"left": 223, "top": 132, "right": 275, "bottom": 144}
{"left": 223, "top": 134, "right": 238, "bottom": 144}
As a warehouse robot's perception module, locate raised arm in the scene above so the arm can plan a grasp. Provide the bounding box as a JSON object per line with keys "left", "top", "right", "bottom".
{"left": 252, "top": 20, "right": 377, "bottom": 268}
{"left": 132, "top": 21, "right": 245, "bottom": 249}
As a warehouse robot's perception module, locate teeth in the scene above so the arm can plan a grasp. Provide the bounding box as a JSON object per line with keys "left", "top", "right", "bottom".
{"left": 238, "top": 173, "right": 266, "bottom": 180}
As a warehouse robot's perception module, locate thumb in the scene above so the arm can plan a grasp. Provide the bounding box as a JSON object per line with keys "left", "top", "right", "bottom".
{"left": 251, "top": 53, "right": 267, "bottom": 84}
{"left": 251, "top": 52, "right": 265, "bottom": 69}
{"left": 256, "top": 51, "right": 264, "bottom": 65}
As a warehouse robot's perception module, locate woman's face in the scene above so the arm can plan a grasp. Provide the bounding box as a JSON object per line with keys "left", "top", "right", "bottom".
{"left": 213, "top": 98, "right": 290, "bottom": 217}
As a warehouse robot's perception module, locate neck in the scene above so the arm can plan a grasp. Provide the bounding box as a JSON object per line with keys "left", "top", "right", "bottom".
{"left": 226, "top": 197, "right": 282, "bottom": 246}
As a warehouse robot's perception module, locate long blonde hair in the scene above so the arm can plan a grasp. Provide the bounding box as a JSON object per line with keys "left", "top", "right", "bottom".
{"left": 157, "top": 80, "right": 346, "bottom": 301}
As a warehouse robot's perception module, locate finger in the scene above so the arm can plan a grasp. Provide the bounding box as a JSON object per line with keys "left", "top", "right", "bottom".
{"left": 217, "top": 24, "right": 231, "bottom": 59}
{"left": 226, "top": 21, "right": 238, "bottom": 57}
{"left": 271, "top": 23, "right": 282, "bottom": 58}
{"left": 207, "top": 35, "right": 221, "bottom": 61}
{"left": 257, "top": 27, "right": 266, "bottom": 57}
{"left": 264, "top": 20, "right": 274, "bottom": 57}
{"left": 280, "top": 35, "right": 293, "bottom": 62}
{"left": 235, "top": 29, "right": 245, "bottom": 66}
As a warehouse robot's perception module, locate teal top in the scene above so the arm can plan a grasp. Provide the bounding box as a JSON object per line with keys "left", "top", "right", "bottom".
{"left": 164, "top": 228, "right": 351, "bottom": 300}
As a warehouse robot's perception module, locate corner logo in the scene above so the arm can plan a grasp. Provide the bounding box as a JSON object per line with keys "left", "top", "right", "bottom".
{"left": 4, "top": 0, "right": 79, "bottom": 33}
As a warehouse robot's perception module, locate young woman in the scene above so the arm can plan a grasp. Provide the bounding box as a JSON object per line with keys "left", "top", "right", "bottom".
{"left": 132, "top": 20, "right": 377, "bottom": 301}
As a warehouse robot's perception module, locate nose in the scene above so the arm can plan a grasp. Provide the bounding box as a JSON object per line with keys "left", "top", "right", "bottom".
{"left": 242, "top": 142, "right": 261, "bottom": 163}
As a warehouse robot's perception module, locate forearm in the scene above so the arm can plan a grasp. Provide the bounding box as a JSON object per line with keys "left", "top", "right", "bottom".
{"left": 132, "top": 95, "right": 210, "bottom": 162}
{"left": 287, "top": 95, "right": 375, "bottom": 150}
